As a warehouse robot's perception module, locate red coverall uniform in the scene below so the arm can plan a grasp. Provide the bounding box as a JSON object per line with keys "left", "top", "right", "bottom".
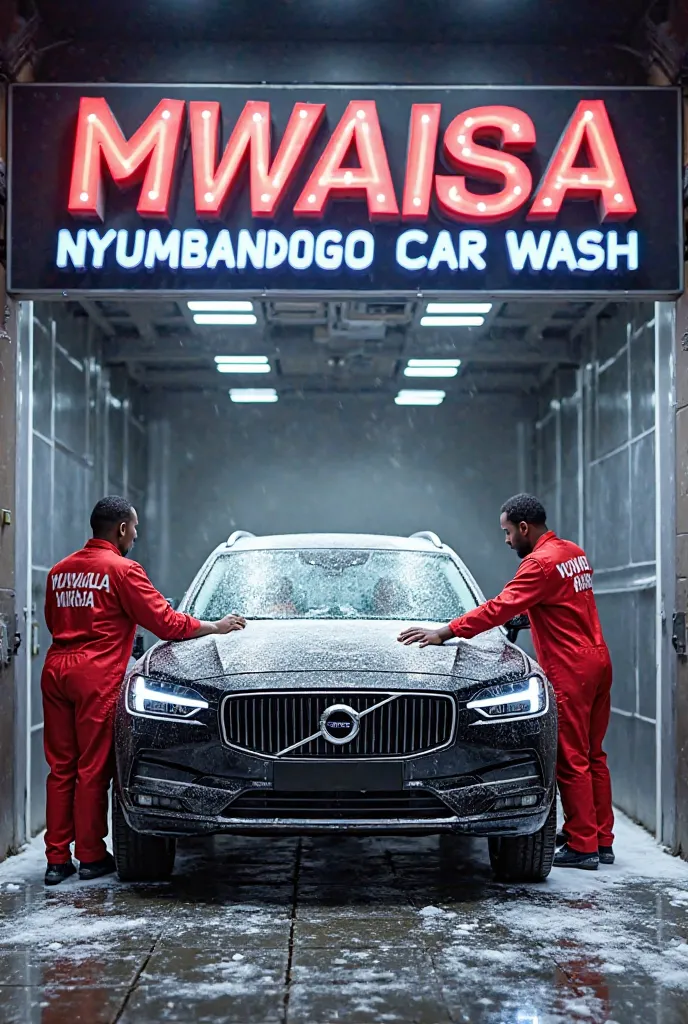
{"left": 449, "top": 531, "right": 613, "bottom": 855}
{"left": 42, "top": 539, "right": 201, "bottom": 865}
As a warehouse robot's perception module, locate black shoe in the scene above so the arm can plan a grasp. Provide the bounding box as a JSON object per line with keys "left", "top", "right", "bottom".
{"left": 556, "top": 830, "right": 570, "bottom": 847}
{"left": 45, "top": 860, "right": 77, "bottom": 886}
{"left": 553, "top": 843, "right": 599, "bottom": 871}
{"left": 79, "top": 852, "right": 116, "bottom": 881}
{"left": 598, "top": 845, "right": 615, "bottom": 865}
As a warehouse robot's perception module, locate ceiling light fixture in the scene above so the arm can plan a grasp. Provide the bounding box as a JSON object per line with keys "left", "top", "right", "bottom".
{"left": 188, "top": 300, "right": 254, "bottom": 312}
{"left": 404, "top": 366, "right": 458, "bottom": 378}
{"left": 407, "top": 359, "right": 462, "bottom": 368}
{"left": 217, "top": 363, "right": 271, "bottom": 374}
{"left": 214, "top": 355, "right": 268, "bottom": 364}
{"left": 193, "top": 313, "right": 258, "bottom": 326}
{"left": 395, "top": 390, "right": 446, "bottom": 406}
{"left": 425, "top": 302, "right": 492, "bottom": 315}
{"left": 215, "top": 354, "right": 268, "bottom": 374}
{"left": 420, "top": 316, "right": 485, "bottom": 328}
{"left": 229, "top": 388, "right": 278, "bottom": 403}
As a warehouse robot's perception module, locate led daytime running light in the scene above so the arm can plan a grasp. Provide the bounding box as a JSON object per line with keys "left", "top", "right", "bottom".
{"left": 130, "top": 676, "right": 209, "bottom": 715}
{"left": 467, "top": 676, "right": 544, "bottom": 717}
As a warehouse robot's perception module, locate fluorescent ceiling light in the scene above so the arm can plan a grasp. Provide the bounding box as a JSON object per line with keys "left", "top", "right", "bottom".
{"left": 229, "top": 388, "right": 278, "bottom": 403}
{"left": 215, "top": 355, "right": 268, "bottom": 364}
{"left": 404, "top": 366, "right": 458, "bottom": 378}
{"left": 395, "top": 390, "right": 446, "bottom": 406}
{"left": 407, "top": 359, "right": 462, "bottom": 368}
{"left": 420, "top": 316, "right": 485, "bottom": 328}
{"left": 188, "top": 300, "right": 254, "bottom": 312}
{"left": 217, "top": 363, "right": 271, "bottom": 374}
{"left": 193, "top": 313, "right": 258, "bottom": 326}
{"left": 215, "top": 356, "right": 270, "bottom": 373}
{"left": 425, "top": 302, "right": 492, "bottom": 315}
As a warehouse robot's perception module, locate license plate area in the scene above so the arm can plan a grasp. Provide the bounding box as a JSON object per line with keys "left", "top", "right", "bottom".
{"left": 273, "top": 760, "right": 403, "bottom": 792}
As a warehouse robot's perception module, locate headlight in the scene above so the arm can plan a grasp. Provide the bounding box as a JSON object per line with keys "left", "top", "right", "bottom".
{"left": 127, "top": 675, "right": 209, "bottom": 720}
{"left": 466, "top": 676, "right": 547, "bottom": 722}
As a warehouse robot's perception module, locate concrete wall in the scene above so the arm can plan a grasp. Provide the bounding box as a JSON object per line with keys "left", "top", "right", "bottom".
{"left": 145, "top": 394, "right": 535, "bottom": 604}
{"left": 535, "top": 302, "right": 660, "bottom": 833}
{"left": 19, "top": 302, "right": 148, "bottom": 836}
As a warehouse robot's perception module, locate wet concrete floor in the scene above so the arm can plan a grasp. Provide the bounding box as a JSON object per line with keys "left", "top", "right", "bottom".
{"left": 0, "top": 812, "right": 687, "bottom": 1024}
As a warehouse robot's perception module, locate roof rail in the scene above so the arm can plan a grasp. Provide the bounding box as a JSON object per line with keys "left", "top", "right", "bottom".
{"left": 226, "top": 530, "right": 256, "bottom": 547}
{"left": 410, "top": 531, "right": 442, "bottom": 548}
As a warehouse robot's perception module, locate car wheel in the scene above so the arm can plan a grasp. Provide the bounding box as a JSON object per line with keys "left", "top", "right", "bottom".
{"left": 112, "top": 791, "right": 176, "bottom": 882}
{"left": 488, "top": 800, "right": 556, "bottom": 883}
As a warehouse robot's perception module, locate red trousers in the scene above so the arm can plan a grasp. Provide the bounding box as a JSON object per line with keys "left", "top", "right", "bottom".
{"left": 41, "top": 651, "right": 120, "bottom": 864}
{"left": 551, "top": 648, "right": 614, "bottom": 854}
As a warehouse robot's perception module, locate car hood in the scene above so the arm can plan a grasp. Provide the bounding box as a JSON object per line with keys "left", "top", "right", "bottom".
{"left": 142, "top": 619, "right": 532, "bottom": 686}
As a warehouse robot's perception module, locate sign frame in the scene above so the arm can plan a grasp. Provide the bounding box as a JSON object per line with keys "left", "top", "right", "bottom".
{"left": 7, "top": 82, "right": 685, "bottom": 299}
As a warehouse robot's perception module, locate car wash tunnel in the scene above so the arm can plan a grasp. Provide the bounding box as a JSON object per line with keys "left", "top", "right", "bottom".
{"left": 1, "top": 2, "right": 688, "bottom": 1023}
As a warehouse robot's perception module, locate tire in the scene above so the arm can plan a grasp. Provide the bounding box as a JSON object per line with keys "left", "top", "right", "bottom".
{"left": 113, "top": 791, "right": 177, "bottom": 882}
{"left": 488, "top": 800, "right": 556, "bottom": 883}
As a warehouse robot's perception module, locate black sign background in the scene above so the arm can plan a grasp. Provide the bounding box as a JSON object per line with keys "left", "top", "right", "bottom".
{"left": 7, "top": 84, "right": 684, "bottom": 296}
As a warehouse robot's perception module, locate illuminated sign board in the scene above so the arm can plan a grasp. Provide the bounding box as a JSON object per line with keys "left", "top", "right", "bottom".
{"left": 7, "top": 84, "right": 683, "bottom": 296}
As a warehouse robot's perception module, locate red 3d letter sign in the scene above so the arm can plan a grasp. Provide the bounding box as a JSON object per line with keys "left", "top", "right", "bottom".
{"left": 434, "top": 105, "right": 536, "bottom": 222}
{"left": 68, "top": 97, "right": 185, "bottom": 219}
{"left": 402, "top": 104, "right": 441, "bottom": 220}
{"left": 529, "top": 100, "right": 636, "bottom": 220}
{"left": 67, "top": 96, "right": 637, "bottom": 223}
{"left": 188, "top": 100, "right": 325, "bottom": 217}
{"left": 292, "top": 100, "right": 399, "bottom": 219}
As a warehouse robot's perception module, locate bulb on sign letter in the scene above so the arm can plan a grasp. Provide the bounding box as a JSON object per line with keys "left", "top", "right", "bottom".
{"left": 294, "top": 101, "right": 399, "bottom": 220}
{"left": 189, "top": 101, "right": 325, "bottom": 218}
{"left": 402, "top": 104, "right": 441, "bottom": 220}
{"left": 68, "top": 97, "right": 185, "bottom": 220}
{"left": 435, "top": 106, "right": 535, "bottom": 222}
{"left": 529, "top": 100, "right": 637, "bottom": 221}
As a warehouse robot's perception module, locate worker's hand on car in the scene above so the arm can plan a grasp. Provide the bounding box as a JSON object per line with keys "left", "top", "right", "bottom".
{"left": 215, "top": 613, "right": 247, "bottom": 634}
{"left": 397, "top": 627, "right": 444, "bottom": 647}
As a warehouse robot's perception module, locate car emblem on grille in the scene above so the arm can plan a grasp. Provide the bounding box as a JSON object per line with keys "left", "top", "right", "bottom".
{"left": 319, "top": 704, "right": 360, "bottom": 745}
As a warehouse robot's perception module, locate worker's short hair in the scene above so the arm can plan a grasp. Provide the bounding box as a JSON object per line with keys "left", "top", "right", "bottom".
{"left": 501, "top": 493, "right": 547, "bottom": 527}
{"left": 90, "top": 496, "right": 135, "bottom": 536}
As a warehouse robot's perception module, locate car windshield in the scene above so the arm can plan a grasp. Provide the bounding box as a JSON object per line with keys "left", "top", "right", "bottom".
{"left": 188, "top": 549, "right": 477, "bottom": 621}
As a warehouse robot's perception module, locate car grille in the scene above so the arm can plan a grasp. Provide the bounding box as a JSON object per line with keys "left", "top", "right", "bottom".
{"left": 221, "top": 691, "right": 455, "bottom": 759}
{"left": 224, "top": 790, "right": 454, "bottom": 820}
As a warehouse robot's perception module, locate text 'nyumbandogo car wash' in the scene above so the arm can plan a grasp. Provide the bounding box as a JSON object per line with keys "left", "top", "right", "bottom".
{"left": 8, "top": 85, "right": 683, "bottom": 296}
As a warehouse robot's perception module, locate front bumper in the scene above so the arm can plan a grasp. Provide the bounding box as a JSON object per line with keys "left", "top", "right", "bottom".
{"left": 115, "top": 680, "right": 557, "bottom": 839}
{"left": 121, "top": 789, "right": 552, "bottom": 838}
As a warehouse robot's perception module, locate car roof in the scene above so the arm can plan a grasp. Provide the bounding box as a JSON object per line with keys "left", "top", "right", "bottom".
{"left": 213, "top": 532, "right": 454, "bottom": 555}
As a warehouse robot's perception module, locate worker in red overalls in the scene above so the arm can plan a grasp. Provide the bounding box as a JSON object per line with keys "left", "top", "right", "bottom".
{"left": 399, "top": 493, "right": 614, "bottom": 871}
{"left": 42, "top": 495, "right": 246, "bottom": 886}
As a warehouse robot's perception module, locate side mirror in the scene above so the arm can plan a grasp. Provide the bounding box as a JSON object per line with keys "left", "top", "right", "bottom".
{"left": 505, "top": 614, "right": 530, "bottom": 644}
{"left": 166, "top": 597, "right": 180, "bottom": 611}
{"left": 132, "top": 634, "right": 145, "bottom": 660}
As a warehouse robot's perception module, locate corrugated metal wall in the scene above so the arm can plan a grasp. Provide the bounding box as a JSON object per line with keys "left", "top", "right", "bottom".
{"left": 26, "top": 304, "right": 147, "bottom": 834}
{"left": 535, "top": 302, "right": 658, "bottom": 831}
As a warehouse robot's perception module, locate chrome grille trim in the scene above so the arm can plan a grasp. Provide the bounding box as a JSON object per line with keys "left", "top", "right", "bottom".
{"left": 219, "top": 690, "right": 456, "bottom": 760}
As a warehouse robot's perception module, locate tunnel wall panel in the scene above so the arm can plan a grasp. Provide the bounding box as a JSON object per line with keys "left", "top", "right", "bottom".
{"left": 590, "top": 453, "right": 631, "bottom": 570}
{"left": 596, "top": 592, "right": 636, "bottom": 714}
{"left": 631, "top": 433, "right": 656, "bottom": 565}
{"left": 535, "top": 302, "right": 658, "bottom": 834}
{"left": 27, "top": 303, "right": 148, "bottom": 834}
